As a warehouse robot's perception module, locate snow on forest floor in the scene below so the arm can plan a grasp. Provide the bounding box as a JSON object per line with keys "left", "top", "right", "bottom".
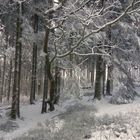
{"left": 0, "top": 96, "right": 140, "bottom": 140}
{"left": 0, "top": 101, "right": 66, "bottom": 140}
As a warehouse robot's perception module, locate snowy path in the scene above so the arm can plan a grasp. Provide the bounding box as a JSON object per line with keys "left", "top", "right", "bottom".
{"left": 94, "top": 97, "right": 140, "bottom": 116}
{"left": 0, "top": 97, "right": 140, "bottom": 140}
{"left": 0, "top": 102, "right": 66, "bottom": 140}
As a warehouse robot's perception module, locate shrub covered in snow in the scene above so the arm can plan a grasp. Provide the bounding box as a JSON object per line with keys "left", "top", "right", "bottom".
{"left": 110, "top": 80, "right": 138, "bottom": 104}
{"left": 110, "top": 68, "right": 138, "bottom": 104}
{"left": 110, "top": 85, "right": 135, "bottom": 104}
{"left": 0, "top": 120, "right": 19, "bottom": 132}
{"left": 92, "top": 111, "right": 140, "bottom": 140}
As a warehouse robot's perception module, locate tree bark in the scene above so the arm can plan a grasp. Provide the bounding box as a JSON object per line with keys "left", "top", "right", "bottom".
{"left": 11, "top": 2, "right": 22, "bottom": 119}
{"left": 94, "top": 52, "right": 102, "bottom": 100}
{"left": 41, "top": 60, "right": 48, "bottom": 113}
{"left": 106, "top": 25, "right": 113, "bottom": 95}
{"left": 30, "top": 8, "right": 38, "bottom": 104}
{"left": 0, "top": 56, "right": 6, "bottom": 102}
{"left": 106, "top": 65, "right": 113, "bottom": 95}
{"left": 102, "top": 62, "right": 106, "bottom": 96}
{"left": 41, "top": 0, "right": 55, "bottom": 113}
{"left": 7, "top": 60, "right": 12, "bottom": 101}
{"left": 54, "top": 66, "right": 61, "bottom": 104}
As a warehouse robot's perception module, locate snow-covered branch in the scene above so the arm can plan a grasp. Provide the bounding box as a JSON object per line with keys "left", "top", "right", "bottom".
{"left": 56, "top": 0, "right": 139, "bottom": 58}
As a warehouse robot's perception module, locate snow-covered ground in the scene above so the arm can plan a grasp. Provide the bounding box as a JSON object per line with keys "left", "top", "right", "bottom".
{"left": 0, "top": 101, "right": 66, "bottom": 140}
{"left": 0, "top": 96, "right": 140, "bottom": 140}
{"left": 94, "top": 97, "right": 140, "bottom": 116}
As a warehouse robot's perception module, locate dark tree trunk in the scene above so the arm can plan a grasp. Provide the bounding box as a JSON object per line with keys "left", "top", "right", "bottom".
{"left": 11, "top": 2, "right": 22, "bottom": 119}
{"left": 42, "top": 54, "right": 55, "bottom": 112}
{"left": 41, "top": 28, "right": 50, "bottom": 113}
{"left": 91, "top": 60, "right": 94, "bottom": 87}
{"left": 106, "top": 25, "right": 113, "bottom": 95}
{"left": 45, "top": 56, "right": 55, "bottom": 111}
{"left": 94, "top": 53, "right": 102, "bottom": 100}
{"left": 102, "top": 62, "right": 106, "bottom": 96}
{"left": 106, "top": 65, "right": 113, "bottom": 95}
{"left": 7, "top": 60, "right": 12, "bottom": 101}
{"left": 41, "top": 61, "right": 48, "bottom": 113}
{"left": 94, "top": 0, "right": 105, "bottom": 100}
{"left": 41, "top": 0, "right": 55, "bottom": 113}
{"left": 48, "top": 77, "right": 55, "bottom": 111}
{"left": 17, "top": 39, "right": 22, "bottom": 118}
{"left": 86, "top": 61, "right": 90, "bottom": 83}
{"left": 54, "top": 66, "right": 61, "bottom": 104}
{"left": 30, "top": 12, "right": 38, "bottom": 104}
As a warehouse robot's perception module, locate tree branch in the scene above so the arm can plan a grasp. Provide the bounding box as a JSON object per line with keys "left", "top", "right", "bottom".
{"left": 56, "top": 0, "right": 137, "bottom": 58}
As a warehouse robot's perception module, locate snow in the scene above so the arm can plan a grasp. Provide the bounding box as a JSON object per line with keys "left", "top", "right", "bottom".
{"left": 94, "top": 97, "right": 140, "bottom": 116}
{"left": 0, "top": 102, "right": 66, "bottom": 140}
{"left": 0, "top": 96, "right": 140, "bottom": 140}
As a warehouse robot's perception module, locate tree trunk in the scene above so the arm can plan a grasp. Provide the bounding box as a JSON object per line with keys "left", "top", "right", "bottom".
{"left": 91, "top": 61, "right": 94, "bottom": 87}
{"left": 41, "top": 0, "right": 55, "bottom": 113}
{"left": 48, "top": 77, "right": 55, "bottom": 111}
{"left": 106, "top": 65, "right": 113, "bottom": 95}
{"left": 54, "top": 66, "right": 61, "bottom": 104}
{"left": 11, "top": 2, "right": 22, "bottom": 119}
{"left": 41, "top": 28, "right": 51, "bottom": 113}
{"left": 106, "top": 25, "right": 113, "bottom": 95}
{"left": 102, "top": 62, "right": 106, "bottom": 96}
{"left": 41, "top": 61, "right": 48, "bottom": 113}
{"left": 42, "top": 54, "right": 55, "bottom": 112}
{"left": 7, "top": 60, "right": 12, "bottom": 101}
{"left": 30, "top": 11, "right": 38, "bottom": 104}
{"left": 0, "top": 56, "right": 6, "bottom": 102}
{"left": 17, "top": 39, "right": 22, "bottom": 118}
{"left": 94, "top": 51, "right": 103, "bottom": 100}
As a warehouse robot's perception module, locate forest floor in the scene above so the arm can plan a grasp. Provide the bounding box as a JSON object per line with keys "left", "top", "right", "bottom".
{"left": 0, "top": 91, "right": 140, "bottom": 140}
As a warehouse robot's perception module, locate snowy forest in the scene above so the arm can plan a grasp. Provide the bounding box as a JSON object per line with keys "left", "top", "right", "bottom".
{"left": 0, "top": 0, "right": 140, "bottom": 139}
